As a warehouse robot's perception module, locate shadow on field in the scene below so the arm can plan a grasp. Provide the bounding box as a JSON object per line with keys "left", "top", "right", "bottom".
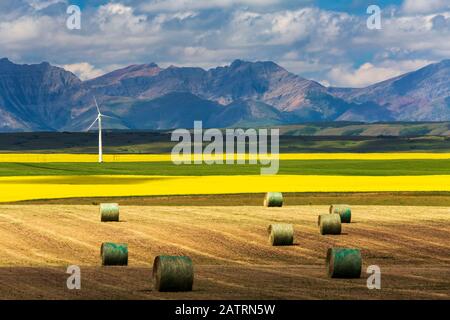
{"left": 0, "top": 264, "right": 448, "bottom": 300}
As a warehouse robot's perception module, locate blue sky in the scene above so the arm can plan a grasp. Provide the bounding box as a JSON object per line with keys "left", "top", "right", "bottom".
{"left": 0, "top": 0, "right": 449, "bottom": 87}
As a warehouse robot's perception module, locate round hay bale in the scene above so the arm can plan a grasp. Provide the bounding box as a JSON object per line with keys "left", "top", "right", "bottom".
{"left": 100, "top": 203, "right": 120, "bottom": 222}
{"left": 101, "top": 242, "right": 128, "bottom": 266}
{"left": 329, "top": 204, "right": 351, "bottom": 223}
{"left": 153, "top": 256, "right": 194, "bottom": 292}
{"left": 326, "top": 248, "right": 362, "bottom": 278}
{"left": 319, "top": 214, "right": 341, "bottom": 235}
{"left": 268, "top": 224, "right": 294, "bottom": 246}
{"left": 264, "top": 192, "right": 283, "bottom": 207}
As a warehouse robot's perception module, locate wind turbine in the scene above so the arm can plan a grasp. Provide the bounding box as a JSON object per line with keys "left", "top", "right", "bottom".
{"left": 87, "top": 96, "right": 113, "bottom": 163}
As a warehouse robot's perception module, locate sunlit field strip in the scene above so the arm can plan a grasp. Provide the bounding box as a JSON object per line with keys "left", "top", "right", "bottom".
{"left": 1, "top": 153, "right": 450, "bottom": 163}
{"left": 0, "top": 174, "right": 449, "bottom": 203}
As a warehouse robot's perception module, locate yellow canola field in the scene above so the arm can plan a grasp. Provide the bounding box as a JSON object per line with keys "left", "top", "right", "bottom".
{"left": 1, "top": 153, "right": 450, "bottom": 162}
{"left": 0, "top": 175, "right": 449, "bottom": 203}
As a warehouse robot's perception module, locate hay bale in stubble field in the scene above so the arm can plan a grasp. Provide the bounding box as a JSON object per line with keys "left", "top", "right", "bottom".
{"left": 319, "top": 214, "right": 341, "bottom": 235}
{"left": 326, "top": 248, "right": 362, "bottom": 278}
{"left": 329, "top": 204, "right": 351, "bottom": 223}
{"left": 153, "top": 256, "right": 194, "bottom": 292}
{"left": 100, "top": 203, "right": 120, "bottom": 222}
{"left": 101, "top": 242, "right": 128, "bottom": 266}
{"left": 264, "top": 192, "right": 283, "bottom": 207}
{"left": 268, "top": 224, "right": 294, "bottom": 246}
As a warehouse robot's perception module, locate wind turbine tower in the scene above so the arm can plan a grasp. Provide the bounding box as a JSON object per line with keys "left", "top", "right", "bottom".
{"left": 87, "top": 96, "right": 112, "bottom": 163}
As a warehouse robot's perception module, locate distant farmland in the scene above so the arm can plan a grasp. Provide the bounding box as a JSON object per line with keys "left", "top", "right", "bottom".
{"left": 0, "top": 122, "right": 449, "bottom": 154}
{"left": 0, "top": 127, "right": 449, "bottom": 204}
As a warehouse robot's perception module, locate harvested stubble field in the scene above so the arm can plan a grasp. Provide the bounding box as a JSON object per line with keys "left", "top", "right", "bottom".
{"left": 0, "top": 205, "right": 448, "bottom": 300}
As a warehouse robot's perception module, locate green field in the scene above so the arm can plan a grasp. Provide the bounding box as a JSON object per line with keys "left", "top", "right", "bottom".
{"left": 1, "top": 159, "right": 449, "bottom": 176}
{"left": 1, "top": 128, "right": 449, "bottom": 154}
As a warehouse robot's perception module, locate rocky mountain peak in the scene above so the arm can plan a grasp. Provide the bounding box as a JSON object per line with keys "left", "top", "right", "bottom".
{"left": 86, "top": 63, "right": 162, "bottom": 87}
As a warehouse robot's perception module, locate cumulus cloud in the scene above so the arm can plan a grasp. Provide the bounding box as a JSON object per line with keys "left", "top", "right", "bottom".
{"left": 26, "top": 0, "right": 66, "bottom": 11}
{"left": 140, "top": 0, "right": 287, "bottom": 12}
{"left": 0, "top": 15, "right": 59, "bottom": 48}
{"left": 327, "top": 60, "right": 432, "bottom": 88}
{"left": 97, "top": 3, "right": 148, "bottom": 33}
{"left": 0, "top": 1, "right": 447, "bottom": 87}
{"left": 63, "top": 62, "right": 104, "bottom": 80}
{"left": 402, "top": 0, "right": 450, "bottom": 14}
{"left": 226, "top": 8, "right": 356, "bottom": 47}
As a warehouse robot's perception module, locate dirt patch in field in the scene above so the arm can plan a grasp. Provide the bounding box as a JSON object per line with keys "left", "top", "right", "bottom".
{"left": 0, "top": 205, "right": 448, "bottom": 299}
{"left": 7, "top": 192, "right": 450, "bottom": 206}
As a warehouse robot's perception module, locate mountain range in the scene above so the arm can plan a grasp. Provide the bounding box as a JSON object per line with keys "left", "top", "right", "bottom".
{"left": 0, "top": 57, "right": 449, "bottom": 132}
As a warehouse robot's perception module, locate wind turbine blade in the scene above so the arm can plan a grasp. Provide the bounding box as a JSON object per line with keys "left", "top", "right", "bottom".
{"left": 101, "top": 114, "right": 114, "bottom": 119}
{"left": 86, "top": 117, "right": 99, "bottom": 131}
{"left": 93, "top": 96, "right": 101, "bottom": 114}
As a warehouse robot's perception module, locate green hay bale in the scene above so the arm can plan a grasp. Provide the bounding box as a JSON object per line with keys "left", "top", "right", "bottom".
{"left": 268, "top": 224, "right": 294, "bottom": 246}
{"left": 264, "top": 192, "right": 283, "bottom": 207}
{"left": 326, "top": 248, "right": 362, "bottom": 278}
{"left": 101, "top": 242, "right": 128, "bottom": 266}
{"left": 100, "top": 203, "right": 120, "bottom": 222}
{"left": 329, "top": 204, "right": 351, "bottom": 223}
{"left": 319, "top": 214, "right": 341, "bottom": 235}
{"left": 153, "top": 256, "right": 194, "bottom": 292}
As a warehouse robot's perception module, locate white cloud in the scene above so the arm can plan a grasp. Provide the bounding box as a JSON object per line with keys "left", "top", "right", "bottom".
{"left": 351, "top": 11, "right": 450, "bottom": 61}
{"left": 402, "top": 0, "right": 450, "bottom": 14}
{"left": 318, "top": 79, "right": 330, "bottom": 87}
{"left": 0, "top": 15, "right": 60, "bottom": 50}
{"left": 0, "top": 1, "right": 447, "bottom": 88}
{"left": 152, "top": 10, "right": 199, "bottom": 30}
{"left": 0, "top": 16, "right": 41, "bottom": 43}
{"left": 63, "top": 62, "right": 104, "bottom": 80}
{"left": 226, "top": 7, "right": 356, "bottom": 48}
{"left": 141, "top": 0, "right": 285, "bottom": 12}
{"left": 97, "top": 3, "right": 148, "bottom": 33}
{"left": 327, "top": 60, "right": 433, "bottom": 88}
{"left": 26, "top": 0, "right": 66, "bottom": 11}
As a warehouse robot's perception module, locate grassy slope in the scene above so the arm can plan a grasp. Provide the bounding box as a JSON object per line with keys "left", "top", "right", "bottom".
{"left": 0, "top": 159, "right": 449, "bottom": 176}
